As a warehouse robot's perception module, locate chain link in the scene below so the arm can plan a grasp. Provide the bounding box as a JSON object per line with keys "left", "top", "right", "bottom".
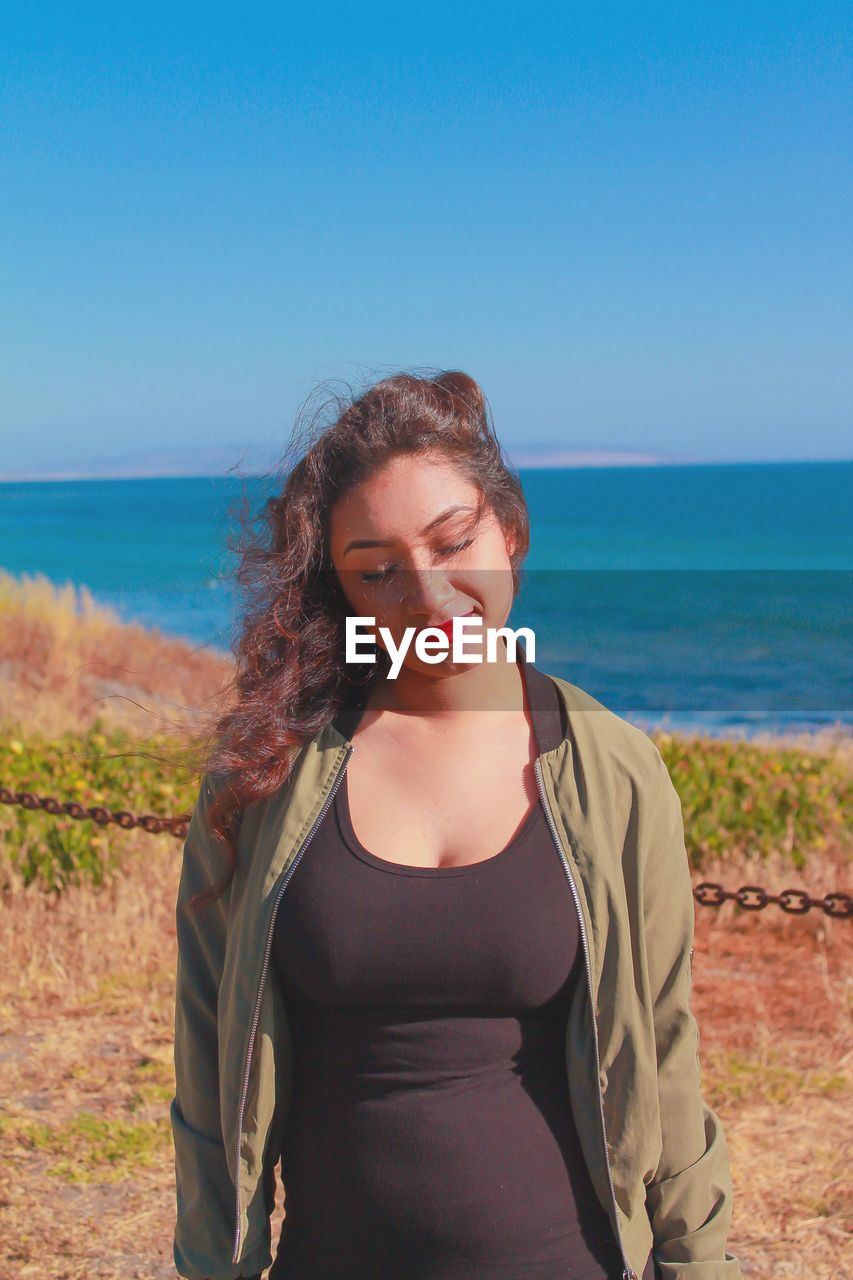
{"left": 1, "top": 788, "right": 850, "bottom": 917}
{"left": 694, "top": 880, "right": 851, "bottom": 918}
{"left": 0, "top": 786, "right": 190, "bottom": 839}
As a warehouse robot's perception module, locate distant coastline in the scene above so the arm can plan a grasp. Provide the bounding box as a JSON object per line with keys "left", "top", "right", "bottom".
{"left": 0, "top": 445, "right": 849, "bottom": 483}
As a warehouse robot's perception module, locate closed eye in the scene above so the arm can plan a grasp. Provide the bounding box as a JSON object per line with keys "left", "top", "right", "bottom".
{"left": 360, "top": 567, "right": 395, "bottom": 583}
{"left": 360, "top": 537, "right": 475, "bottom": 583}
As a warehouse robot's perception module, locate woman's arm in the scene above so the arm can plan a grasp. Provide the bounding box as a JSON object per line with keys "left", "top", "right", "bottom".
{"left": 642, "top": 757, "right": 744, "bottom": 1280}
{"left": 171, "top": 774, "right": 270, "bottom": 1280}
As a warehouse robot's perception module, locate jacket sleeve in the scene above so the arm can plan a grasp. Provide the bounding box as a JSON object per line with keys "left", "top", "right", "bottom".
{"left": 171, "top": 773, "right": 273, "bottom": 1280}
{"left": 642, "top": 757, "right": 743, "bottom": 1280}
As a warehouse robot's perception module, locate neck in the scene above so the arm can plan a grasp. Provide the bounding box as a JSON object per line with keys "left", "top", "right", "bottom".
{"left": 366, "top": 640, "right": 527, "bottom": 723}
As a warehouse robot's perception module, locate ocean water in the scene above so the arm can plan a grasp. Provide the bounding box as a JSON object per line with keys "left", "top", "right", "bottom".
{"left": 2, "top": 461, "right": 850, "bottom": 739}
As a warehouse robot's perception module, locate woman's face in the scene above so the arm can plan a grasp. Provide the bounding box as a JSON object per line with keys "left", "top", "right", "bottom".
{"left": 328, "top": 453, "right": 518, "bottom": 679}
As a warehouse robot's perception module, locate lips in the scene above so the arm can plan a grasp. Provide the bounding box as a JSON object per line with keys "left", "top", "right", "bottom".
{"left": 419, "top": 609, "right": 477, "bottom": 639}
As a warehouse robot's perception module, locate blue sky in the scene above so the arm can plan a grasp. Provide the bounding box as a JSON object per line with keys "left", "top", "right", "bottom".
{"left": 1, "top": 2, "right": 851, "bottom": 474}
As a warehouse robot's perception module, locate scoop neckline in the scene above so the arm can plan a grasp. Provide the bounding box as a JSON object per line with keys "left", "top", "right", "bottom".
{"left": 335, "top": 773, "right": 543, "bottom": 877}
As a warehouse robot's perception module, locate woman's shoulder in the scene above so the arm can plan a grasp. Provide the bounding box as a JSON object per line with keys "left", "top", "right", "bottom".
{"left": 543, "top": 669, "right": 670, "bottom": 799}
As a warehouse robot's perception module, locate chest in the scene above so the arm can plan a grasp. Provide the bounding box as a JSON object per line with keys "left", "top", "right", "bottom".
{"left": 344, "top": 716, "right": 541, "bottom": 868}
{"left": 274, "top": 791, "right": 580, "bottom": 1012}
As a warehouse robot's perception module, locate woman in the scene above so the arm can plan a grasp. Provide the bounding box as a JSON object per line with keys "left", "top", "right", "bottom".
{"left": 170, "top": 371, "right": 743, "bottom": 1280}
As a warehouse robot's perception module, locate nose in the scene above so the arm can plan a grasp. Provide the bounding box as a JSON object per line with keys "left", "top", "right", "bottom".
{"left": 401, "top": 567, "right": 456, "bottom": 620}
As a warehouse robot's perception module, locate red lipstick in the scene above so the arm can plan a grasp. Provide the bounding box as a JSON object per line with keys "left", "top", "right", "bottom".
{"left": 420, "top": 609, "right": 477, "bottom": 640}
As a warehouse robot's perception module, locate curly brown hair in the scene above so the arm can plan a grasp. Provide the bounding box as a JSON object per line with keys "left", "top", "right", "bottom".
{"left": 186, "top": 368, "right": 531, "bottom": 912}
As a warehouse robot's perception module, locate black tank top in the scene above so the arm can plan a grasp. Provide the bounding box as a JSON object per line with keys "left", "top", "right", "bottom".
{"left": 269, "top": 655, "right": 655, "bottom": 1280}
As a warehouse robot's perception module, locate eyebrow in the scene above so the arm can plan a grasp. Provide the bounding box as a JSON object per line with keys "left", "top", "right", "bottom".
{"left": 342, "top": 504, "right": 476, "bottom": 558}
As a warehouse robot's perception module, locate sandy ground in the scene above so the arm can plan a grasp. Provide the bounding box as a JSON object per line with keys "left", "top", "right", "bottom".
{"left": 0, "top": 834, "right": 849, "bottom": 1280}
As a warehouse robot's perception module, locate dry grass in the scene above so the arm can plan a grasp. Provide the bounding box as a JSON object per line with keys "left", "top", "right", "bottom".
{"left": 0, "top": 829, "right": 180, "bottom": 1278}
{"left": 692, "top": 893, "right": 851, "bottom": 1276}
{"left": 0, "top": 835, "right": 849, "bottom": 1279}
{"left": 0, "top": 569, "right": 231, "bottom": 738}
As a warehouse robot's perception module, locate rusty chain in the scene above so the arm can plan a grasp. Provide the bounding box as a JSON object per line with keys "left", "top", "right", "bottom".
{"left": 0, "top": 786, "right": 191, "bottom": 839}
{"left": 1, "top": 786, "right": 850, "bottom": 917}
{"left": 694, "top": 881, "right": 851, "bottom": 918}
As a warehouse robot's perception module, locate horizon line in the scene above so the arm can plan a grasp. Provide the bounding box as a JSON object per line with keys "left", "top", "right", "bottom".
{"left": 1, "top": 455, "right": 852, "bottom": 483}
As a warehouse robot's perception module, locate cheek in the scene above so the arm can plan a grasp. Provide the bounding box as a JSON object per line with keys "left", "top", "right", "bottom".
{"left": 336, "top": 570, "right": 386, "bottom": 615}
{"left": 347, "top": 587, "right": 405, "bottom": 629}
{"left": 375, "top": 600, "right": 409, "bottom": 632}
{"left": 475, "top": 562, "right": 515, "bottom": 622}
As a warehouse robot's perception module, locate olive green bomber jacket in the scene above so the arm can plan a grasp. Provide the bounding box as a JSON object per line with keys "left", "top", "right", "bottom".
{"left": 170, "top": 672, "right": 744, "bottom": 1280}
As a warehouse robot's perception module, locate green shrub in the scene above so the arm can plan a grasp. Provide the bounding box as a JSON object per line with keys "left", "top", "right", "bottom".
{"left": 653, "top": 732, "right": 852, "bottom": 871}
{"left": 2, "top": 720, "right": 849, "bottom": 892}
{"left": 1, "top": 718, "right": 196, "bottom": 892}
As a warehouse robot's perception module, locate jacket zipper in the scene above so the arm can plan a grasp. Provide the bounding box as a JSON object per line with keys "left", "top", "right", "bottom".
{"left": 534, "top": 757, "right": 638, "bottom": 1280}
{"left": 231, "top": 743, "right": 355, "bottom": 1265}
